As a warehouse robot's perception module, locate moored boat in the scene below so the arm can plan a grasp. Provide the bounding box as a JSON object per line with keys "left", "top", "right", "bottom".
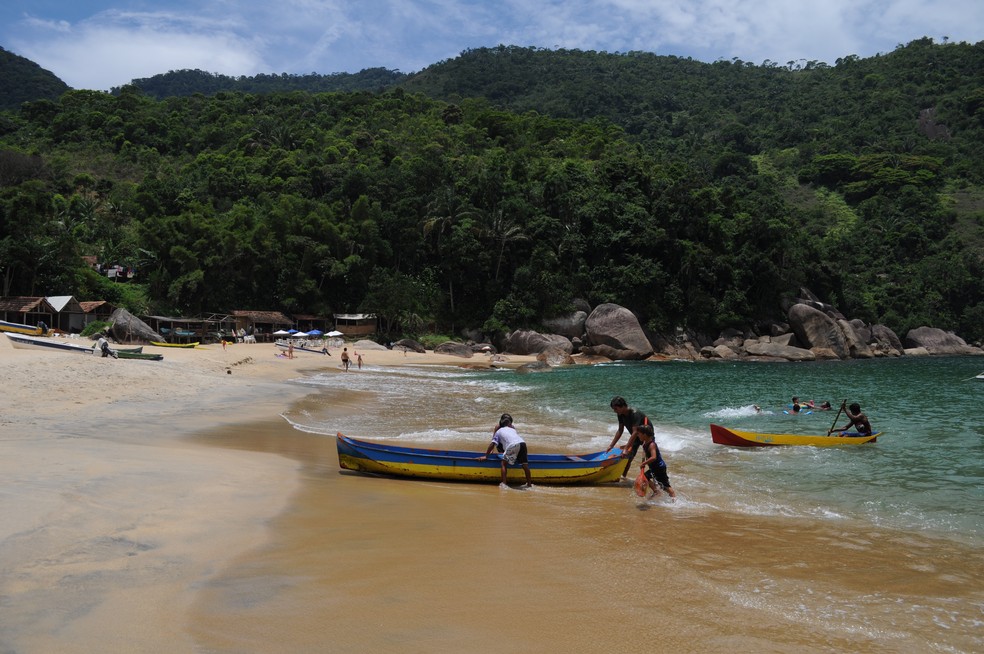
{"left": 6, "top": 332, "right": 95, "bottom": 353}
{"left": 710, "top": 423, "right": 882, "bottom": 447}
{"left": 0, "top": 319, "right": 42, "bottom": 336}
{"left": 336, "top": 433, "right": 626, "bottom": 485}
{"left": 150, "top": 341, "right": 199, "bottom": 348}
{"left": 275, "top": 341, "right": 331, "bottom": 355}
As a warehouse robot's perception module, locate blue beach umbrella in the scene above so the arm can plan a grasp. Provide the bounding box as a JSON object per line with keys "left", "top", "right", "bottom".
{"left": 307, "top": 329, "right": 323, "bottom": 336}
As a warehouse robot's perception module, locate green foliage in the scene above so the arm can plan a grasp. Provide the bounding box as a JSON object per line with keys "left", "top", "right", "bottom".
{"left": 80, "top": 320, "right": 110, "bottom": 337}
{"left": 0, "top": 38, "right": 982, "bottom": 343}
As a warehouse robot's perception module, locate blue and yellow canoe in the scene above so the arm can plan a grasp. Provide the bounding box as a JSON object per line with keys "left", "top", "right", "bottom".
{"left": 336, "top": 433, "right": 626, "bottom": 485}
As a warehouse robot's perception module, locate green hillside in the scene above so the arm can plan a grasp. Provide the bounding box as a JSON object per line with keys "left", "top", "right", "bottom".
{"left": 0, "top": 38, "right": 982, "bottom": 343}
{"left": 0, "top": 47, "right": 70, "bottom": 111}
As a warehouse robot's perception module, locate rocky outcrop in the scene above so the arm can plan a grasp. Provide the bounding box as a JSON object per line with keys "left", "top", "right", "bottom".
{"left": 904, "top": 327, "right": 982, "bottom": 356}
{"left": 392, "top": 338, "right": 426, "bottom": 353}
{"left": 700, "top": 344, "right": 740, "bottom": 360}
{"left": 110, "top": 308, "right": 162, "bottom": 344}
{"left": 434, "top": 341, "right": 474, "bottom": 358}
{"left": 870, "top": 324, "right": 904, "bottom": 356}
{"left": 504, "top": 329, "right": 573, "bottom": 355}
{"left": 542, "top": 311, "right": 587, "bottom": 340}
{"left": 537, "top": 347, "right": 576, "bottom": 366}
{"left": 744, "top": 341, "right": 817, "bottom": 361}
{"left": 583, "top": 303, "right": 653, "bottom": 360}
{"left": 352, "top": 339, "right": 387, "bottom": 351}
{"left": 837, "top": 319, "right": 873, "bottom": 359}
{"left": 788, "top": 303, "right": 850, "bottom": 359}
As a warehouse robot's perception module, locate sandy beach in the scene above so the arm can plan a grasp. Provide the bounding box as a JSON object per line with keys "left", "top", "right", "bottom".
{"left": 2, "top": 336, "right": 981, "bottom": 653}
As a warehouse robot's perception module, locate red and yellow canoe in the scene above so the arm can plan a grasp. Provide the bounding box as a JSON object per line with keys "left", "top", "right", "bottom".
{"left": 710, "top": 424, "right": 882, "bottom": 447}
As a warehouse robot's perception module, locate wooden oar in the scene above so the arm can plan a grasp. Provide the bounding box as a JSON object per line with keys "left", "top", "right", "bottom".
{"left": 827, "top": 399, "right": 846, "bottom": 435}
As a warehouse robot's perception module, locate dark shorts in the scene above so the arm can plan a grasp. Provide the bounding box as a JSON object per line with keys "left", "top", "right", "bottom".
{"left": 512, "top": 442, "right": 529, "bottom": 465}
{"left": 645, "top": 464, "right": 671, "bottom": 490}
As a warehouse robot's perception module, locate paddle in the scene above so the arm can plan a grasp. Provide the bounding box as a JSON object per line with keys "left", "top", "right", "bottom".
{"left": 827, "top": 399, "right": 846, "bottom": 435}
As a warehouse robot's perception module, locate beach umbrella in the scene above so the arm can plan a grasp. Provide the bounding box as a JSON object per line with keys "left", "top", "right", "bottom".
{"left": 307, "top": 329, "right": 323, "bottom": 336}
{"left": 292, "top": 331, "right": 309, "bottom": 338}
{"left": 326, "top": 330, "right": 343, "bottom": 337}
{"left": 287, "top": 328, "right": 298, "bottom": 334}
{"left": 273, "top": 329, "right": 291, "bottom": 336}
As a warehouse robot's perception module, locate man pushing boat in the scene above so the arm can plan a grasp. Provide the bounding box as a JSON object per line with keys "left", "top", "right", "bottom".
{"left": 477, "top": 413, "right": 533, "bottom": 489}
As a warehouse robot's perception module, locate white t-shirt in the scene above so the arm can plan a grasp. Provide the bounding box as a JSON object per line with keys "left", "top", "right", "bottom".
{"left": 492, "top": 425, "right": 523, "bottom": 450}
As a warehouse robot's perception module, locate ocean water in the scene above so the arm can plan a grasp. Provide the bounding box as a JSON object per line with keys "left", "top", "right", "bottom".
{"left": 287, "top": 355, "right": 984, "bottom": 547}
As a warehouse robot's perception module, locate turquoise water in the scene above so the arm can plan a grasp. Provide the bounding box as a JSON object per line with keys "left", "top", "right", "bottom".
{"left": 293, "top": 355, "right": 984, "bottom": 545}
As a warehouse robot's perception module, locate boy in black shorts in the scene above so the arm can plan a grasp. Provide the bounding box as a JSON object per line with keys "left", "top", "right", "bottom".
{"left": 634, "top": 423, "right": 676, "bottom": 499}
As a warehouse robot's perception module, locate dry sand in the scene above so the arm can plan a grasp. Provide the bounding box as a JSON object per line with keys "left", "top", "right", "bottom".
{"left": 0, "top": 336, "right": 536, "bottom": 652}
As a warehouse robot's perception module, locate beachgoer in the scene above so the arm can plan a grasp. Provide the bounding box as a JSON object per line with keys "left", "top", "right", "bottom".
{"left": 818, "top": 401, "right": 832, "bottom": 410}
{"left": 635, "top": 423, "right": 676, "bottom": 499}
{"left": 341, "top": 347, "right": 350, "bottom": 371}
{"left": 288, "top": 341, "right": 294, "bottom": 359}
{"left": 320, "top": 345, "right": 332, "bottom": 356}
{"left": 357, "top": 353, "right": 363, "bottom": 369}
{"left": 828, "top": 402, "right": 872, "bottom": 435}
{"left": 606, "top": 396, "right": 651, "bottom": 479}
{"left": 477, "top": 413, "right": 533, "bottom": 488}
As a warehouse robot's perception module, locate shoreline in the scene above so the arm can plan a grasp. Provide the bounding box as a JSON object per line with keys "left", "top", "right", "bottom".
{"left": 2, "top": 337, "right": 981, "bottom": 652}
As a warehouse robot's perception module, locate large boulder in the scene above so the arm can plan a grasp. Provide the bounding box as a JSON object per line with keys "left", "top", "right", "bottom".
{"left": 837, "top": 320, "right": 873, "bottom": 359}
{"left": 904, "top": 327, "right": 980, "bottom": 355}
{"left": 392, "top": 338, "right": 426, "bottom": 353}
{"left": 744, "top": 341, "right": 817, "bottom": 361}
{"left": 110, "top": 308, "right": 163, "bottom": 344}
{"left": 352, "top": 339, "right": 387, "bottom": 351}
{"left": 434, "top": 341, "right": 474, "bottom": 358}
{"left": 504, "top": 329, "right": 572, "bottom": 355}
{"left": 536, "top": 347, "right": 576, "bottom": 366}
{"left": 870, "top": 324, "right": 904, "bottom": 356}
{"left": 584, "top": 303, "right": 653, "bottom": 360}
{"left": 542, "top": 311, "right": 587, "bottom": 340}
{"left": 788, "top": 303, "right": 850, "bottom": 359}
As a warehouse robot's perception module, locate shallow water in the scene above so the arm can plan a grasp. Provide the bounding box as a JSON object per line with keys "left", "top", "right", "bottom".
{"left": 189, "top": 356, "right": 984, "bottom": 652}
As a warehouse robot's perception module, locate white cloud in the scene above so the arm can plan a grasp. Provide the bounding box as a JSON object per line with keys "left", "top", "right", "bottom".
{"left": 3, "top": 0, "right": 982, "bottom": 90}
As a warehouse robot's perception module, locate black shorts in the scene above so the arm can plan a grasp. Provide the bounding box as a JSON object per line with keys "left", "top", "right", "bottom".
{"left": 645, "top": 465, "right": 671, "bottom": 490}
{"left": 513, "top": 442, "right": 529, "bottom": 465}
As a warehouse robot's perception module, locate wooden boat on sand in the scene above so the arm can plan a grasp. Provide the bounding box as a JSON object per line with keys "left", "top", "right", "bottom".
{"left": 116, "top": 350, "right": 163, "bottom": 361}
{"left": 336, "top": 433, "right": 626, "bottom": 485}
{"left": 710, "top": 424, "right": 882, "bottom": 447}
{"left": 150, "top": 341, "right": 199, "bottom": 348}
{"left": 0, "top": 319, "right": 42, "bottom": 336}
{"left": 6, "top": 333, "right": 143, "bottom": 355}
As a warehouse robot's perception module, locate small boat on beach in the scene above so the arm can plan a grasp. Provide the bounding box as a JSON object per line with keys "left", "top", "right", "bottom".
{"left": 336, "top": 433, "right": 626, "bottom": 485}
{"left": 0, "top": 319, "right": 42, "bottom": 336}
{"left": 150, "top": 341, "right": 199, "bottom": 348}
{"left": 710, "top": 424, "right": 882, "bottom": 447}
{"left": 275, "top": 341, "right": 331, "bottom": 355}
{"left": 6, "top": 333, "right": 144, "bottom": 355}
{"left": 6, "top": 332, "right": 93, "bottom": 353}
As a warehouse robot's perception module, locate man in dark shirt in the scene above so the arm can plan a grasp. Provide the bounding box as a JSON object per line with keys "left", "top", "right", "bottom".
{"left": 605, "top": 396, "right": 651, "bottom": 480}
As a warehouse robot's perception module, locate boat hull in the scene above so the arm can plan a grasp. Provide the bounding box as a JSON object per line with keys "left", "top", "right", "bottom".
{"left": 6, "top": 332, "right": 94, "bottom": 353}
{"left": 275, "top": 342, "right": 331, "bottom": 355}
{"left": 0, "top": 319, "right": 42, "bottom": 336}
{"left": 336, "top": 434, "right": 625, "bottom": 485}
{"left": 116, "top": 351, "right": 163, "bottom": 361}
{"left": 710, "top": 424, "right": 881, "bottom": 447}
{"left": 150, "top": 341, "right": 199, "bottom": 348}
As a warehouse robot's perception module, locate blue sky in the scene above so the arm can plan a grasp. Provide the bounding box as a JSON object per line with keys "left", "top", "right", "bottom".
{"left": 1, "top": 1, "right": 981, "bottom": 91}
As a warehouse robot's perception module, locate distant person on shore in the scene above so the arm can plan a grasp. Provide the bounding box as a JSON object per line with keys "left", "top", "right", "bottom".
{"left": 635, "top": 423, "right": 676, "bottom": 499}
{"left": 341, "top": 347, "right": 350, "bottom": 371}
{"left": 357, "top": 353, "right": 363, "bottom": 369}
{"left": 828, "top": 402, "right": 872, "bottom": 436}
{"left": 477, "top": 413, "right": 533, "bottom": 488}
{"left": 606, "top": 396, "right": 651, "bottom": 479}
{"left": 287, "top": 341, "right": 294, "bottom": 359}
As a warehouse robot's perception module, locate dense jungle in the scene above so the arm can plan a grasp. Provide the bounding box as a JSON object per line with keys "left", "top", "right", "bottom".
{"left": 1, "top": 37, "right": 982, "bottom": 342}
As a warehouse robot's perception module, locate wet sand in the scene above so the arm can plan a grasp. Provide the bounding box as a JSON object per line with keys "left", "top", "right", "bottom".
{"left": 1, "top": 337, "right": 981, "bottom": 653}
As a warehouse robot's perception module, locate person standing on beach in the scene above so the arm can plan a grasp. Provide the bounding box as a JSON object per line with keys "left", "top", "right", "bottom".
{"left": 357, "top": 353, "right": 363, "bottom": 369}
{"left": 634, "top": 423, "right": 676, "bottom": 499}
{"left": 287, "top": 341, "right": 294, "bottom": 359}
{"left": 340, "top": 347, "right": 350, "bottom": 371}
{"left": 477, "top": 413, "right": 533, "bottom": 488}
{"left": 605, "top": 396, "right": 650, "bottom": 479}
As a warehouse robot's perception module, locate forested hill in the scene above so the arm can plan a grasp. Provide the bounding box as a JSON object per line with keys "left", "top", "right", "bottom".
{"left": 0, "top": 47, "right": 70, "bottom": 111}
{"left": 115, "top": 68, "right": 408, "bottom": 99}
{"left": 0, "top": 38, "right": 982, "bottom": 344}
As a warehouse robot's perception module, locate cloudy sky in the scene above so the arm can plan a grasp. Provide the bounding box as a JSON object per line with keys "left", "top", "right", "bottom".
{"left": 1, "top": 0, "right": 981, "bottom": 91}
